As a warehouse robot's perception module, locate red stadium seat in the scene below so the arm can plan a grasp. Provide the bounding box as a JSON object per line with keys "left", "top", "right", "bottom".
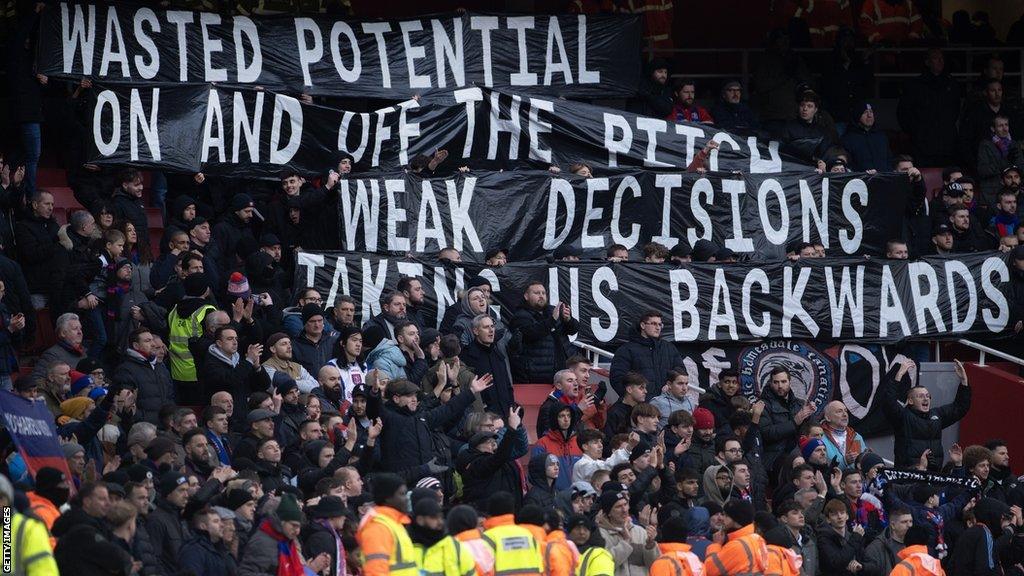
{"left": 515, "top": 384, "right": 553, "bottom": 443}
{"left": 48, "top": 187, "right": 84, "bottom": 210}
{"left": 52, "top": 207, "right": 67, "bottom": 226}
{"left": 921, "top": 167, "right": 943, "bottom": 201}
{"left": 145, "top": 207, "right": 164, "bottom": 229}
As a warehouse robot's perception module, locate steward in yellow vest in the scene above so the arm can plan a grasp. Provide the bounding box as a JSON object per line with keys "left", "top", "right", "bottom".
{"left": 356, "top": 473, "right": 418, "bottom": 576}
{"left": 482, "top": 492, "right": 543, "bottom": 576}
{"left": 565, "top": 515, "right": 614, "bottom": 576}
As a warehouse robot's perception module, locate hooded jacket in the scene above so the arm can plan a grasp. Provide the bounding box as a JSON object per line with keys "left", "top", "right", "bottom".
{"left": 701, "top": 464, "right": 732, "bottom": 507}
{"left": 532, "top": 407, "right": 583, "bottom": 490}
{"left": 365, "top": 338, "right": 408, "bottom": 381}
{"left": 523, "top": 452, "right": 558, "bottom": 509}
{"left": 115, "top": 348, "right": 174, "bottom": 425}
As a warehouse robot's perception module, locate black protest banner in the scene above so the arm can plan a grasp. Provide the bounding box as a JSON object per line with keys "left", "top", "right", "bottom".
{"left": 676, "top": 342, "right": 918, "bottom": 436}
{"left": 333, "top": 170, "right": 909, "bottom": 262}
{"left": 296, "top": 251, "right": 1015, "bottom": 346}
{"left": 37, "top": 3, "right": 641, "bottom": 99}
{"left": 82, "top": 84, "right": 811, "bottom": 177}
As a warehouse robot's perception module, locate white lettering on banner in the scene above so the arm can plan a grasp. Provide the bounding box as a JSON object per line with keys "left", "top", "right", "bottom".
{"left": 129, "top": 88, "right": 160, "bottom": 161}
{"left": 269, "top": 94, "right": 302, "bottom": 164}
{"left": 296, "top": 251, "right": 325, "bottom": 288}
{"left": 361, "top": 21, "right": 392, "bottom": 88}
{"left": 837, "top": 344, "right": 881, "bottom": 419}
{"left": 757, "top": 178, "right": 789, "bottom": 246}
{"left": 201, "top": 88, "right": 226, "bottom": 163}
{"left": 62, "top": 3, "right": 97, "bottom": 75}
{"left": 415, "top": 181, "right": 446, "bottom": 252}
{"left": 708, "top": 268, "right": 738, "bottom": 340}
{"left": 400, "top": 21, "right": 431, "bottom": 89}
{"left": 397, "top": 100, "right": 420, "bottom": 167}
{"left": 4, "top": 415, "right": 54, "bottom": 437}
{"left": 651, "top": 174, "right": 680, "bottom": 249}
{"left": 800, "top": 178, "right": 829, "bottom": 247}
{"left": 445, "top": 178, "right": 482, "bottom": 252}
{"left": 741, "top": 268, "right": 771, "bottom": 337}
{"left": 670, "top": 269, "right": 700, "bottom": 341}
{"left": 371, "top": 106, "right": 394, "bottom": 167}
{"left": 361, "top": 258, "right": 389, "bottom": 320}
{"left": 469, "top": 16, "right": 499, "bottom": 87}
{"left": 200, "top": 12, "right": 227, "bottom": 82}
{"left": 825, "top": 266, "right": 865, "bottom": 338}
{"left": 782, "top": 267, "right": 819, "bottom": 338}
{"left": 707, "top": 132, "right": 738, "bottom": 172}
{"left": 581, "top": 178, "right": 607, "bottom": 249}
{"left": 879, "top": 265, "right": 912, "bottom": 338}
{"left": 544, "top": 179, "right": 575, "bottom": 250}
{"left": 454, "top": 87, "right": 483, "bottom": 158}
{"left": 232, "top": 91, "right": 263, "bottom": 163}
{"left": 945, "top": 260, "right": 977, "bottom": 332}
{"left": 722, "top": 179, "right": 753, "bottom": 252}
{"left": 980, "top": 257, "right": 1009, "bottom": 331}
{"left": 675, "top": 124, "right": 704, "bottom": 168}
{"left": 544, "top": 16, "right": 572, "bottom": 86}
{"left": 488, "top": 92, "right": 522, "bottom": 160}
{"left": 603, "top": 113, "right": 631, "bottom": 168}
{"left": 340, "top": 179, "right": 380, "bottom": 252}
{"left": 99, "top": 6, "right": 129, "bottom": 77}
{"left": 326, "top": 256, "right": 350, "bottom": 307}
{"left": 384, "top": 179, "right": 410, "bottom": 252}
{"left": 329, "top": 21, "right": 361, "bottom": 83}
{"left": 840, "top": 179, "right": 867, "bottom": 253}
{"left": 295, "top": 18, "right": 323, "bottom": 87}
{"left": 133, "top": 8, "right": 161, "bottom": 79}
{"left": 527, "top": 98, "right": 554, "bottom": 162}
{"left": 590, "top": 266, "right": 618, "bottom": 342}
{"left": 337, "top": 111, "right": 369, "bottom": 163}
{"left": 93, "top": 90, "right": 120, "bottom": 156}
{"left": 636, "top": 117, "right": 669, "bottom": 168}
{"left": 576, "top": 15, "right": 599, "bottom": 84}
{"left": 611, "top": 176, "right": 641, "bottom": 248}
{"left": 433, "top": 19, "right": 465, "bottom": 88}
{"left": 233, "top": 16, "right": 261, "bottom": 83}
{"left": 507, "top": 17, "right": 538, "bottom": 86}
{"left": 907, "top": 262, "right": 946, "bottom": 334}
{"left": 687, "top": 178, "right": 713, "bottom": 246}
{"left": 166, "top": 10, "right": 194, "bottom": 82}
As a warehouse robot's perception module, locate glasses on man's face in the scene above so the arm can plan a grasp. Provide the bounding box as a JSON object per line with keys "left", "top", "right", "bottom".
{"left": 725, "top": 448, "right": 743, "bottom": 453}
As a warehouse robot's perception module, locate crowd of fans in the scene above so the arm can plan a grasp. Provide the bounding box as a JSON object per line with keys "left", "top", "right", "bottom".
{"left": 1, "top": 3, "right": 1024, "bottom": 576}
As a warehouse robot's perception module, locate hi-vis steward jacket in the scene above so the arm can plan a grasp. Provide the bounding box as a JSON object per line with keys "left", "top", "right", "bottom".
{"left": 357, "top": 506, "right": 418, "bottom": 576}
{"left": 703, "top": 524, "right": 769, "bottom": 576}
{"left": 482, "top": 514, "right": 543, "bottom": 576}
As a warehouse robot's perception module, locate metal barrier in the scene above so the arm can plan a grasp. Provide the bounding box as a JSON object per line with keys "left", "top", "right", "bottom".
{"left": 955, "top": 338, "right": 1024, "bottom": 367}
{"left": 643, "top": 45, "right": 1024, "bottom": 97}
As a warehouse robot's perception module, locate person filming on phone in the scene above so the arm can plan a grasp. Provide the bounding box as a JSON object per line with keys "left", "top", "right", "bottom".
{"left": 880, "top": 358, "right": 972, "bottom": 471}
{"left": 510, "top": 280, "right": 579, "bottom": 384}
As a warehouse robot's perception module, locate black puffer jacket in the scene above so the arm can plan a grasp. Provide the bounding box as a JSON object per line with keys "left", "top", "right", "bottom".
{"left": 510, "top": 304, "right": 579, "bottom": 383}
{"left": 14, "top": 214, "right": 67, "bottom": 296}
{"left": 211, "top": 213, "right": 255, "bottom": 277}
{"left": 758, "top": 387, "right": 803, "bottom": 472}
{"left": 699, "top": 385, "right": 738, "bottom": 435}
{"left": 456, "top": 426, "right": 522, "bottom": 509}
{"left": 367, "top": 385, "right": 477, "bottom": 485}
{"left": 114, "top": 350, "right": 174, "bottom": 425}
{"left": 608, "top": 332, "right": 685, "bottom": 398}
{"left": 111, "top": 190, "right": 149, "bottom": 238}
{"left": 147, "top": 498, "right": 190, "bottom": 576}
{"left": 878, "top": 366, "right": 972, "bottom": 470}
{"left": 178, "top": 530, "right": 236, "bottom": 576}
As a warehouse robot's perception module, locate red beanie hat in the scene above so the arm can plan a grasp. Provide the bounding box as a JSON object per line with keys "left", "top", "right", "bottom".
{"left": 693, "top": 407, "right": 715, "bottom": 430}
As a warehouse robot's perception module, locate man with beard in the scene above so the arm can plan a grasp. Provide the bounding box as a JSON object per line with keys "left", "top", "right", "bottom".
{"left": 397, "top": 276, "right": 426, "bottom": 331}
{"left": 182, "top": 428, "right": 215, "bottom": 483}
{"left": 984, "top": 439, "right": 1022, "bottom": 505}
{"left": 395, "top": 321, "right": 428, "bottom": 386}
{"left": 949, "top": 205, "right": 994, "bottom": 252}
{"left": 363, "top": 291, "right": 408, "bottom": 341}
{"left": 760, "top": 367, "right": 816, "bottom": 474}
{"left": 929, "top": 223, "right": 955, "bottom": 255}
{"left": 711, "top": 80, "right": 760, "bottom": 132}
{"left": 511, "top": 281, "right": 579, "bottom": 384}
{"left": 667, "top": 79, "right": 714, "bottom": 124}
{"left": 630, "top": 58, "right": 674, "bottom": 118}
{"left": 688, "top": 408, "right": 719, "bottom": 475}
{"left": 260, "top": 332, "right": 318, "bottom": 392}
{"left": 39, "top": 361, "right": 70, "bottom": 416}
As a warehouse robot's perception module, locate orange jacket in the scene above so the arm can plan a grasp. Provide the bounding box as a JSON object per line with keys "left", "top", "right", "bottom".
{"left": 455, "top": 529, "right": 496, "bottom": 576}
{"left": 889, "top": 545, "right": 946, "bottom": 576}
{"left": 859, "top": 0, "right": 923, "bottom": 45}
{"left": 26, "top": 492, "right": 59, "bottom": 549}
{"left": 703, "top": 524, "right": 769, "bottom": 576}
{"left": 522, "top": 523, "right": 549, "bottom": 574}
{"left": 650, "top": 543, "right": 702, "bottom": 576}
{"left": 483, "top": 514, "right": 517, "bottom": 531}
{"left": 357, "top": 506, "right": 411, "bottom": 576}
{"left": 766, "top": 544, "right": 802, "bottom": 576}
{"left": 793, "top": 0, "right": 852, "bottom": 48}
{"left": 543, "top": 530, "right": 579, "bottom": 576}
